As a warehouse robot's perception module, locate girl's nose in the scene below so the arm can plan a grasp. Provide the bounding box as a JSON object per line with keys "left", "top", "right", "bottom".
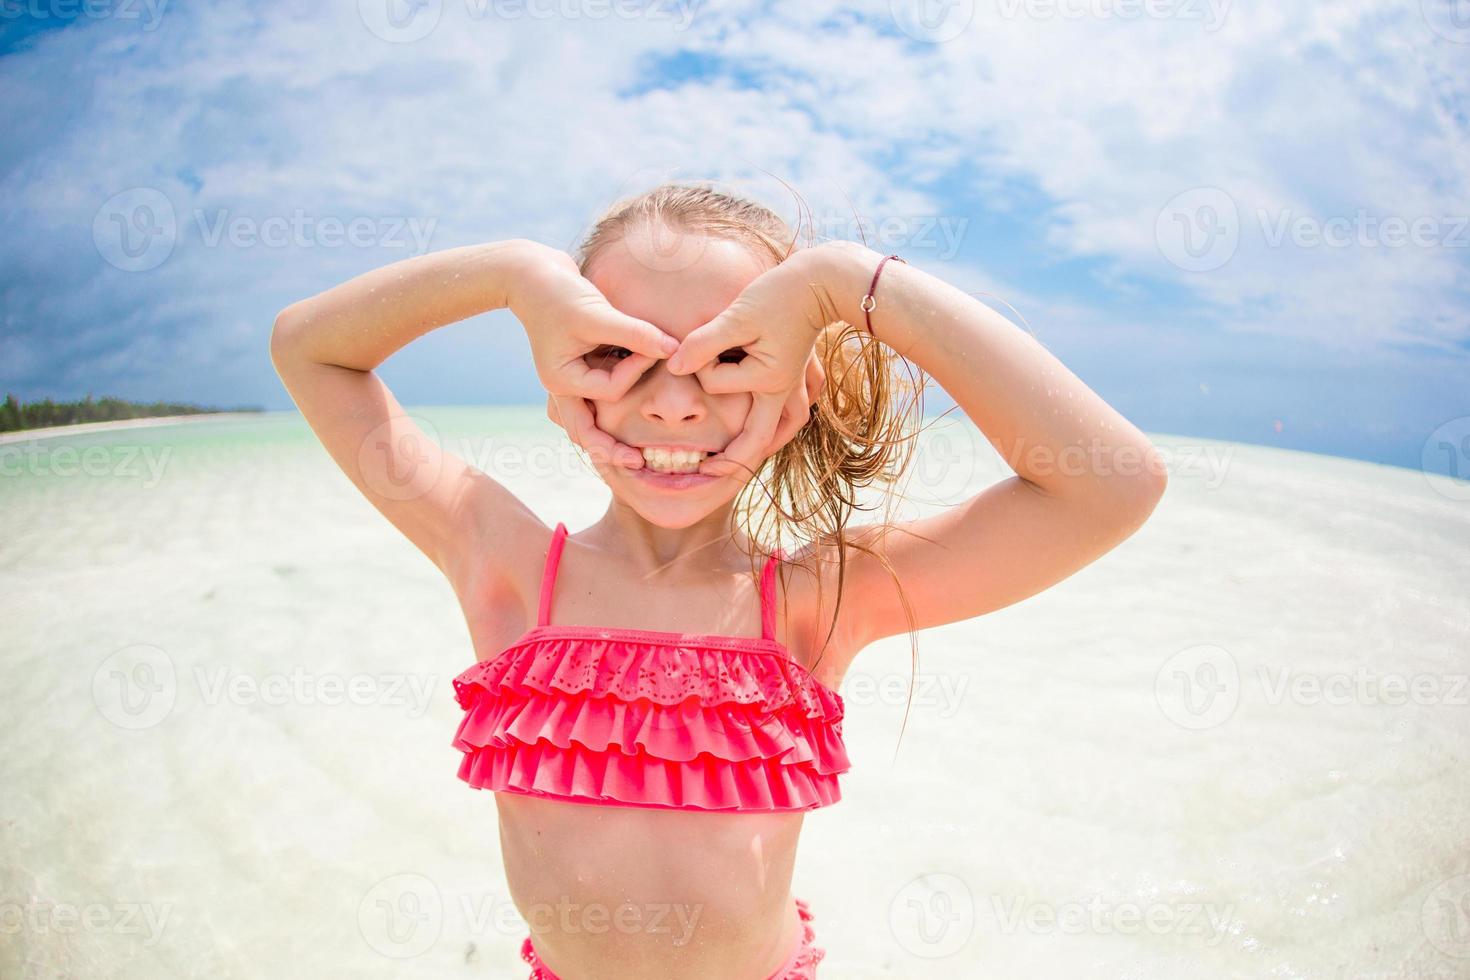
{"left": 639, "top": 363, "right": 708, "bottom": 424}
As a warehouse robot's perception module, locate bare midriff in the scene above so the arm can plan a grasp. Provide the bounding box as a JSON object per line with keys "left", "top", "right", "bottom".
{"left": 496, "top": 793, "right": 807, "bottom": 980}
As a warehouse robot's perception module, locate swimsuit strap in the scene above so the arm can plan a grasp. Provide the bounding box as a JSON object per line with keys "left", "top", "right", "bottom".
{"left": 759, "top": 546, "right": 785, "bottom": 642}
{"left": 536, "top": 521, "right": 569, "bottom": 627}
{"left": 539, "top": 523, "right": 781, "bottom": 639}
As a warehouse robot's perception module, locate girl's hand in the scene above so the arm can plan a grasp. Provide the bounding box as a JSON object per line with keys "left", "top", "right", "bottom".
{"left": 547, "top": 356, "right": 826, "bottom": 480}
{"left": 508, "top": 242, "right": 679, "bottom": 469}
{"left": 665, "top": 248, "right": 834, "bottom": 478}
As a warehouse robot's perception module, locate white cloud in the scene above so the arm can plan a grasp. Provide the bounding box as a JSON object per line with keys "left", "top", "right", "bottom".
{"left": 1, "top": 0, "right": 1466, "bottom": 410}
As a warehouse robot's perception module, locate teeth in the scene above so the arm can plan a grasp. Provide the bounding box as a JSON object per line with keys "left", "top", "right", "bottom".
{"left": 641, "top": 448, "right": 710, "bottom": 473}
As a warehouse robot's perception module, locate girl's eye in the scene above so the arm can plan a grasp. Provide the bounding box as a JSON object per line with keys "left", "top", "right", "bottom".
{"left": 586, "top": 346, "right": 743, "bottom": 371}
{"left": 586, "top": 345, "right": 633, "bottom": 369}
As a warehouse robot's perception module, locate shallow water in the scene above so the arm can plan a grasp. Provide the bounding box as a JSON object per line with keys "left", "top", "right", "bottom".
{"left": 2, "top": 408, "right": 1467, "bottom": 979}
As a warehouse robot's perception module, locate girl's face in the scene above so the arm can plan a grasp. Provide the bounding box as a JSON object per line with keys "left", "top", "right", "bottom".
{"left": 580, "top": 226, "right": 774, "bottom": 528}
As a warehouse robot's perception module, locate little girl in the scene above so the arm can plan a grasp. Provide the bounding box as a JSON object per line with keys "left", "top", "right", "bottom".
{"left": 269, "top": 184, "right": 1167, "bottom": 978}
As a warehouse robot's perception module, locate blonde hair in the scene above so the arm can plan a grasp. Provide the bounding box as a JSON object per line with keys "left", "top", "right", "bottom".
{"left": 574, "top": 180, "right": 942, "bottom": 729}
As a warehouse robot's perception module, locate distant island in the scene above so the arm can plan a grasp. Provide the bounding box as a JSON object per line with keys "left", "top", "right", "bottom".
{"left": 1, "top": 393, "right": 264, "bottom": 433}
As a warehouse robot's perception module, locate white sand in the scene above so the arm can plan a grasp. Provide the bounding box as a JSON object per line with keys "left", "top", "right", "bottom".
{"left": 2, "top": 407, "right": 1467, "bottom": 979}
{"left": 0, "top": 413, "right": 263, "bottom": 446}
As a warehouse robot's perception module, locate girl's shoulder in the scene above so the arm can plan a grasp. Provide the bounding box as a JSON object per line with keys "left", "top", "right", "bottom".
{"left": 445, "top": 506, "right": 556, "bottom": 640}
{"left": 772, "top": 534, "right": 870, "bottom": 688}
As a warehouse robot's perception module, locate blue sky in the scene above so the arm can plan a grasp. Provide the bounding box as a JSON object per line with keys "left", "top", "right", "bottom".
{"left": 1, "top": 1, "right": 1467, "bottom": 473}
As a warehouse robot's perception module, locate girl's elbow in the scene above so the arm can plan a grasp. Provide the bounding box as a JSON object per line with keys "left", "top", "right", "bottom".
{"left": 1118, "top": 467, "right": 1168, "bottom": 525}
{"left": 269, "top": 309, "right": 311, "bottom": 371}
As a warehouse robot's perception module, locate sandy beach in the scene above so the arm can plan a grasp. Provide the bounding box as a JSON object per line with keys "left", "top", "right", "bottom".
{"left": 0, "top": 412, "right": 264, "bottom": 446}
{"left": 2, "top": 407, "right": 1467, "bottom": 978}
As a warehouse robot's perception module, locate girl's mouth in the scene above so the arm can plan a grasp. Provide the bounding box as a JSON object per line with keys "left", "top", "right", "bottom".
{"left": 626, "top": 445, "right": 724, "bottom": 489}
{"left": 627, "top": 466, "right": 722, "bottom": 490}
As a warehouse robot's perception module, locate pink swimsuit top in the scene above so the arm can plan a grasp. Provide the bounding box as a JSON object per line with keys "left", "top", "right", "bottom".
{"left": 451, "top": 521, "right": 850, "bottom": 811}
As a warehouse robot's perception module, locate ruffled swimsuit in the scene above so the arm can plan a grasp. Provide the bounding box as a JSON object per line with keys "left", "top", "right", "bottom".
{"left": 451, "top": 522, "right": 850, "bottom": 978}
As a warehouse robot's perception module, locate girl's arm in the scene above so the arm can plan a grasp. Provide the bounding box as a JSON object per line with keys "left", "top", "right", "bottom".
{"left": 270, "top": 239, "right": 677, "bottom": 592}
{"left": 802, "top": 242, "right": 1169, "bottom": 662}
{"left": 269, "top": 241, "right": 544, "bottom": 587}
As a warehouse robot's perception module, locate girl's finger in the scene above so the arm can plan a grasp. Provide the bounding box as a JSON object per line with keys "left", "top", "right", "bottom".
{"left": 592, "top": 311, "right": 681, "bottom": 361}
{"left": 692, "top": 358, "right": 787, "bottom": 397}
{"left": 804, "top": 349, "right": 826, "bottom": 405}
{"left": 769, "top": 380, "right": 811, "bottom": 452}
{"left": 667, "top": 313, "right": 755, "bottom": 376}
{"left": 596, "top": 351, "right": 660, "bottom": 401}
{"left": 763, "top": 357, "right": 823, "bottom": 455}
{"left": 700, "top": 391, "right": 785, "bottom": 479}
{"left": 554, "top": 394, "right": 644, "bottom": 470}
{"left": 556, "top": 353, "right": 651, "bottom": 401}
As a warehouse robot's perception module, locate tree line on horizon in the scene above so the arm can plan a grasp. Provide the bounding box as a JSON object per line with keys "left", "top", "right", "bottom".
{"left": 1, "top": 393, "right": 263, "bottom": 433}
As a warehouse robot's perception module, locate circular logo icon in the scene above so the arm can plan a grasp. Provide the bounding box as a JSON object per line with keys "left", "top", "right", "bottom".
{"left": 357, "top": 414, "right": 444, "bottom": 503}
{"left": 910, "top": 414, "right": 985, "bottom": 503}
{"left": 358, "top": 0, "right": 442, "bottom": 43}
{"left": 620, "top": 213, "right": 714, "bottom": 277}
{"left": 1421, "top": 416, "right": 1470, "bottom": 501}
{"left": 358, "top": 872, "right": 443, "bottom": 958}
{"left": 92, "top": 643, "right": 178, "bottom": 730}
{"left": 889, "top": 0, "right": 976, "bottom": 44}
{"left": 1156, "top": 187, "right": 1240, "bottom": 273}
{"left": 1155, "top": 644, "right": 1240, "bottom": 730}
{"left": 888, "top": 872, "right": 974, "bottom": 959}
{"left": 93, "top": 187, "right": 176, "bottom": 273}
{"left": 599, "top": 167, "right": 774, "bottom": 277}
{"left": 1421, "top": 0, "right": 1470, "bottom": 44}
{"left": 1422, "top": 873, "right": 1470, "bottom": 958}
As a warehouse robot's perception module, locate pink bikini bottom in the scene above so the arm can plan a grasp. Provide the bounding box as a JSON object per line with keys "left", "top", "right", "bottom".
{"left": 520, "top": 895, "right": 825, "bottom": 979}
